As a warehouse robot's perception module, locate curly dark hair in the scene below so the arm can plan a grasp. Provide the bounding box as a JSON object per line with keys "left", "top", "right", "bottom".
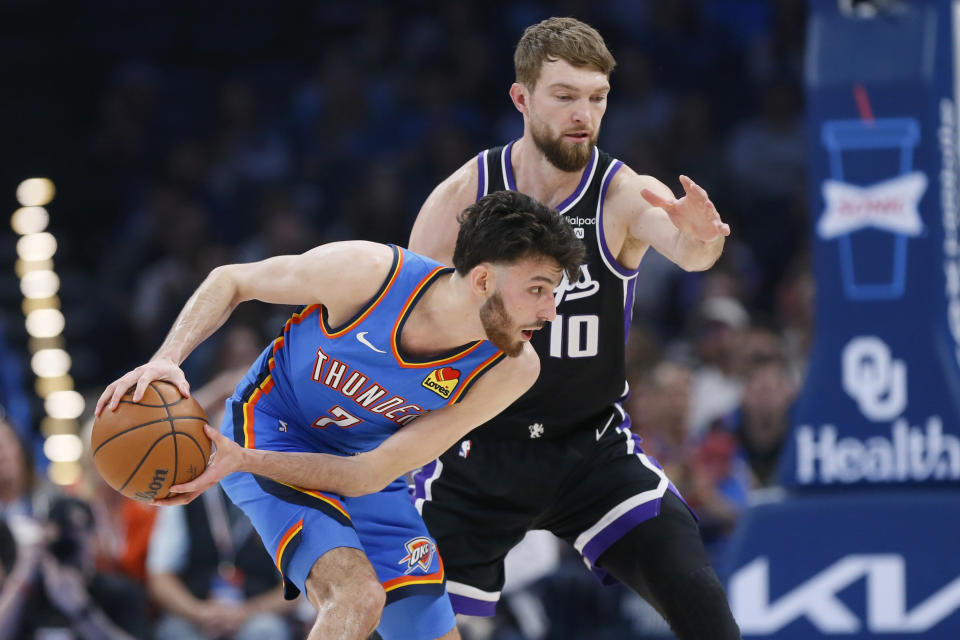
{"left": 453, "top": 190, "right": 583, "bottom": 281}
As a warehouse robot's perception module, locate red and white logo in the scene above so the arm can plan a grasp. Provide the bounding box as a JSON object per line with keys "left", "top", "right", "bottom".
{"left": 818, "top": 172, "right": 927, "bottom": 239}
{"left": 398, "top": 537, "right": 435, "bottom": 574}
{"left": 422, "top": 367, "right": 460, "bottom": 398}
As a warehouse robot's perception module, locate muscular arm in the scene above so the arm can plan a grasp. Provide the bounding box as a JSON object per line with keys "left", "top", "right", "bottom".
{"left": 610, "top": 168, "right": 728, "bottom": 272}
{"left": 408, "top": 157, "right": 478, "bottom": 265}
{"left": 97, "top": 241, "right": 394, "bottom": 411}
{"left": 166, "top": 347, "right": 541, "bottom": 501}
{"left": 155, "top": 241, "right": 394, "bottom": 364}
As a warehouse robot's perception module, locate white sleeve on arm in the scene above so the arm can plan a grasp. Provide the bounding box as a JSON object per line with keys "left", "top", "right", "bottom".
{"left": 146, "top": 505, "right": 189, "bottom": 574}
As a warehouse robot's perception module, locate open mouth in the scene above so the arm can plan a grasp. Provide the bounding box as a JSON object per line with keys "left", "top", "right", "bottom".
{"left": 565, "top": 132, "right": 590, "bottom": 142}
{"left": 521, "top": 329, "right": 534, "bottom": 340}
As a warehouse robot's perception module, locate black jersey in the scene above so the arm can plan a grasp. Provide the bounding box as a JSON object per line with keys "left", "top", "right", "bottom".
{"left": 475, "top": 141, "right": 637, "bottom": 440}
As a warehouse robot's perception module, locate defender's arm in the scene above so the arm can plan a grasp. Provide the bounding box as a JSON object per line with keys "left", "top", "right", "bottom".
{"left": 612, "top": 168, "right": 728, "bottom": 272}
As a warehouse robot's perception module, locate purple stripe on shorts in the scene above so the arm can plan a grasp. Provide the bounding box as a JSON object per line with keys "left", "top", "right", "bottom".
{"left": 476, "top": 151, "right": 486, "bottom": 201}
{"left": 411, "top": 460, "right": 437, "bottom": 503}
{"left": 449, "top": 592, "right": 498, "bottom": 617}
{"left": 503, "top": 140, "right": 517, "bottom": 191}
{"left": 556, "top": 147, "right": 597, "bottom": 211}
{"left": 581, "top": 498, "right": 663, "bottom": 579}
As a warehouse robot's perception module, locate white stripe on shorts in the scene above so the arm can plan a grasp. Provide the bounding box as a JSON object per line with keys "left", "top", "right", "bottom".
{"left": 572, "top": 452, "right": 668, "bottom": 564}
{"left": 446, "top": 580, "right": 501, "bottom": 602}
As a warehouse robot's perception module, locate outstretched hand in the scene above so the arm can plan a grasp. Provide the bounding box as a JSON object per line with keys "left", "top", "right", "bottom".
{"left": 152, "top": 424, "right": 245, "bottom": 507}
{"left": 641, "top": 175, "right": 730, "bottom": 243}
{"left": 94, "top": 357, "right": 190, "bottom": 416}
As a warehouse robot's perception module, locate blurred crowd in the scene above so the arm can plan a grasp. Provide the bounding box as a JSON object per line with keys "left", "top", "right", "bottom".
{"left": 1, "top": 0, "right": 813, "bottom": 637}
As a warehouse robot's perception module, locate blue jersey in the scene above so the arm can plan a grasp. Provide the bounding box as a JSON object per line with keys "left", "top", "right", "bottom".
{"left": 229, "top": 245, "right": 505, "bottom": 456}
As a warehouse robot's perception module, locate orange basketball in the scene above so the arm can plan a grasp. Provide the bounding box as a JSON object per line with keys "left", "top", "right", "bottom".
{"left": 91, "top": 380, "right": 211, "bottom": 502}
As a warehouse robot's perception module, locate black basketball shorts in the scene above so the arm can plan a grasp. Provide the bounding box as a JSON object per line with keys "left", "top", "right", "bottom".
{"left": 411, "top": 407, "right": 690, "bottom": 616}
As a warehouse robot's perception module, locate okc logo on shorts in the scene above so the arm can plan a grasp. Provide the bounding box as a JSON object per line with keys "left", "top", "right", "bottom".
{"left": 398, "top": 537, "right": 435, "bottom": 574}
{"left": 422, "top": 367, "right": 460, "bottom": 398}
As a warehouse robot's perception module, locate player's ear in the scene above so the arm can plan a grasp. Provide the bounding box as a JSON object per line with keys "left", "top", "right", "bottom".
{"left": 509, "top": 83, "right": 528, "bottom": 114}
{"left": 470, "top": 263, "right": 494, "bottom": 297}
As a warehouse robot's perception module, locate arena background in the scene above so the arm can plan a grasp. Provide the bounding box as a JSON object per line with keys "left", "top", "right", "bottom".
{"left": 2, "top": 1, "right": 957, "bottom": 638}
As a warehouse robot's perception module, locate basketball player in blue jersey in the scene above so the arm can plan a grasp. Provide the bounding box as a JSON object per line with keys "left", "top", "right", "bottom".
{"left": 408, "top": 18, "right": 741, "bottom": 640}
{"left": 95, "top": 190, "right": 583, "bottom": 640}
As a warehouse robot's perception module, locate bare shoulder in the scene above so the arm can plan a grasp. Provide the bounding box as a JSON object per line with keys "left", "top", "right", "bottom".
{"left": 428, "top": 156, "right": 479, "bottom": 209}
{"left": 301, "top": 241, "right": 397, "bottom": 322}
{"left": 320, "top": 240, "right": 396, "bottom": 286}
{"left": 410, "top": 155, "right": 480, "bottom": 263}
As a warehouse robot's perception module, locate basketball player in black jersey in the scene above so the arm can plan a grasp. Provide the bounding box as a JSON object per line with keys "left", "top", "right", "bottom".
{"left": 409, "top": 17, "right": 741, "bottom": 639}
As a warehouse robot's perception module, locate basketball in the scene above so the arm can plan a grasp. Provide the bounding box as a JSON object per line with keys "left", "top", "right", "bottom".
{"left": 91, "top": 380, "right": 211, "bottom": 502}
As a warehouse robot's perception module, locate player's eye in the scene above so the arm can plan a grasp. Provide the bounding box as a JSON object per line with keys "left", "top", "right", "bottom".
{"left": 531, "top": 287, "right": 543, "bottom": 295}
{"left": 591, "top": 95, "right": 607, "bottom": 103}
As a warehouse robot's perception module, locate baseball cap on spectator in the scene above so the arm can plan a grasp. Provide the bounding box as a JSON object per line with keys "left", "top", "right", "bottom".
{"left": 697, "top": 296, "right": 750, "bottom": 331}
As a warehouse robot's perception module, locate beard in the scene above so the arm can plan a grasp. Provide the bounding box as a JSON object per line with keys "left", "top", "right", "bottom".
{"left": 530, "top": 117, "right": 596, "bottom": 172}
{"left": 480, "top": 291, "right": 524, "bottom": 358}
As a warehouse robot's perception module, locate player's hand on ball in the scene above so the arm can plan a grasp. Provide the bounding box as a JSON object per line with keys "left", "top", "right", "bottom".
{"left": 153, "top": 425, "right": 243, "bottom": 506}
{"left": 95, "top": 357, "right": 190, "bottom": 415}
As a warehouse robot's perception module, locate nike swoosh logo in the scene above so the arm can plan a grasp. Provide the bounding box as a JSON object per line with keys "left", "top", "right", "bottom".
{"left": 356, "top": 331, "right": 387, "bottom": 354}
{"left": 595, "top": 414, "right": 615, "bottom": 441}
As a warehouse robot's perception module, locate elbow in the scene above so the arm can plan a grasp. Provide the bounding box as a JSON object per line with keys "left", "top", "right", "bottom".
{"left": 339, "top": 457, "right": 393, "bottom": 497}
{"left": 206, "top": 265, "right": 244, "bottom": 308}
{"left": 340, "top": 480, "right": 388, "bottom": 498}
{"left": 678, "top": 238, "right": 724, "bottom": 272}
{"left": 682, "top": 254, "right": 720, "bottom": 272}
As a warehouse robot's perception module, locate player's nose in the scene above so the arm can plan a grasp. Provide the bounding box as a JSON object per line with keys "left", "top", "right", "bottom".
{"left": 571, "top": 100, "right": 592, "bottom": 125}
{"left": 540, "top": 300, "right": 557, "bottom": 323}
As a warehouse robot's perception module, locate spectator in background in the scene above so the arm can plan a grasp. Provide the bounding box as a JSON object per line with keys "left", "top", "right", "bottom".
{"left": 629, "top": 361, "right": 697, "bottom": 496}
{"left": 88, "top": 471, "right": 158, "bottom": 587}
{"left": 686, "top": 296, "right": 749, "bottom": 435}
{"left": 1, "top": 495, "right": 150, "bottom": 640}
{"left": 693, "top": 356, "right": 798, "bottom": 564}
{"left": 146, "top": 484, "right": 295, "bottom": 640}
{"left": 722, "top": 357, "right": 797, "bottom": 489}
{"left": 2, "top": 417, "right": 150, "bottom": 639}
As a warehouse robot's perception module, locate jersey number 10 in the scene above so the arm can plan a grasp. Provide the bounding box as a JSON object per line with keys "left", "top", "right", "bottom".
{"left": 548, "top": 314, "right": 599, "bottom": 358}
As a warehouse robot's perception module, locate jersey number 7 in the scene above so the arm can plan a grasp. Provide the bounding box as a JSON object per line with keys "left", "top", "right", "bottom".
{"left": 313, "top": 405, "right": 363, "bottom": 429}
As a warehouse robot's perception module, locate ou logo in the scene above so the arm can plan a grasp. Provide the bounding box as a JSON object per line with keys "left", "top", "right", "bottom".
{"left": 841, "top": 336, "right": 907, "bottom": 422}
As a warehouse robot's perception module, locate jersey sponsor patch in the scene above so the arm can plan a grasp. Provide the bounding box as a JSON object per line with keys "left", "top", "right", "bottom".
{"left": 422, "top": 367, "right": 460, "bottom": 398}
{"left": 398, "top": 536, "right": 435, "bottom": 574}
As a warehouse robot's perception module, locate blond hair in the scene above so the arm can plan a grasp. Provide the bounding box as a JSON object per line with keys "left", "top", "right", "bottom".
{"left": 514, "top": 17, "right": 616, "bottom": 89}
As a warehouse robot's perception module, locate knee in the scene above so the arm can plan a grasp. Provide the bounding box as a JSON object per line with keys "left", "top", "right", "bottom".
{"left": 353, "top": 577, "right": 387, "bottom": 630}
{"left": 305, "top": 569, "right": 386, "bottom": 632}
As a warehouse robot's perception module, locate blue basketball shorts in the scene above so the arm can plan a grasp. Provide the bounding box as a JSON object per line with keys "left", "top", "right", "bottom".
{"left": 219, "top": 396, "right": 456, "bottom": 640}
